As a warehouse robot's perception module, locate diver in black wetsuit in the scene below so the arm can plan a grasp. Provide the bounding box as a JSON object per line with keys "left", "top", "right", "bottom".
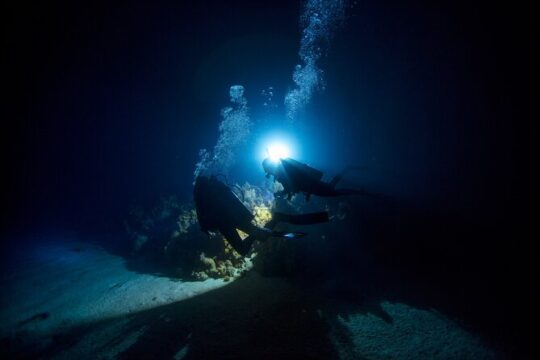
{"left": 193, "top": 175, "right": 329, "bottom": 256}
{"left": 262, "top": 157, "right": 378, "bottom": 201}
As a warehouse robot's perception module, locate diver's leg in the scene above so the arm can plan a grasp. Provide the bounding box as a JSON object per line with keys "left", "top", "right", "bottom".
{"left": 220, "top": 227, "right": 253, "bottom": 257}
{"left": 266, "top": 211, "right": 329, "bottom": 229}
{"left": 335, "top": 188, "right": 383, "bottom": 199}
{"left": 329, "top": 166, "right": 353, "bottom": 188}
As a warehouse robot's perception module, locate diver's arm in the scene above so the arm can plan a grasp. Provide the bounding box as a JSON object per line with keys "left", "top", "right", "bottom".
{"left": 266, "top": 211, "right": 329, "bottom": 229}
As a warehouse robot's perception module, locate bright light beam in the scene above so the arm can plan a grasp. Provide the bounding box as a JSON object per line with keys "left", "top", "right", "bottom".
{"left": 266, "top": 143, "right": 291, "bottom": 162}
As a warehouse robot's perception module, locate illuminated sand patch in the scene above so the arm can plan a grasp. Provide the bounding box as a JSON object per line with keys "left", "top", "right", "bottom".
{"left": 330, "top": 301, "right": 496, "bottom": 360}
{"left": 0, "top": 240, "right": 230, "bottom": 338}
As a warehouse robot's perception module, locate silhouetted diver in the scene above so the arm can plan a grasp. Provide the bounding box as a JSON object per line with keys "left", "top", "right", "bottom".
{"left": 194, "top": 175, "right": 328, "bottom": 256}
{"left": 262, "top": 157, "right": 378, "bottom": 201}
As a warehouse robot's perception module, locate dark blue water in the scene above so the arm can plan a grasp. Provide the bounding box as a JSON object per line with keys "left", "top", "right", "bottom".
{"left": 2, "top": 1, "right": 533, "bottom": 359}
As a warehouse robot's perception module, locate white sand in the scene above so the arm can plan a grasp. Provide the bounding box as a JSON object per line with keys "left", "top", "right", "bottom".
{"left": 0, "top": 238, "right": 502, "bottom": 359}
{"left": 0, "top": 239, "right": 229, "bottom": 338}
{"left": 330, "top": 301, "right": 496, "bottom": 360}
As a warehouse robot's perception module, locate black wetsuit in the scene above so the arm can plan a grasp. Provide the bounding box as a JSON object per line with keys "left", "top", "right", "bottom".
{"left": 264, "top": 158, "right": 375, "bottom": 201}
{"left": 194, "top": 175, "right": 328, "bottom": 256}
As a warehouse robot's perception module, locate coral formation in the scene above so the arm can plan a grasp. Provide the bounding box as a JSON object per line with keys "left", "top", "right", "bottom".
{"left": 192, "top": 252, "right": 255, "bottom": 282}
{"left": 177, "top": 207, "right": 198, "bottom": 234}
{"left": 133, "top": 234, "right": 149, "bottom": 252}
{"left": 124, "top": 180, "right": 344, "bottom": 281}
{"left": 199, "top": 252, "right": 217, "bottom": 272}
{"left": 234, "top": 182, "right": 274, "bottom": 215}
{"left": 125, "top": 182, "right": 279, "bottom": 281}
{"left": 252, "top": 206, "right": 272, "bottom": 227}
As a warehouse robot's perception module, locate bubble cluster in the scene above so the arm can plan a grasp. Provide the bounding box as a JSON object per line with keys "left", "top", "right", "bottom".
{"left": 261, "top": 86, "right": 277, "bottom": 110}
{"left": 194, "top": 85, "right": 251, "bottom": 178}
{"left": 229, "top": 85, "right": 247, "bottom": 105}
{"left": 285, "top": 0, "right": 346, "bottom": 121}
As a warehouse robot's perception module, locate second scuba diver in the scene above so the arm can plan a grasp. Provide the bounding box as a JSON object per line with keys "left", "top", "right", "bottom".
{"left": 263, "top": 157, "right": 379, "bottom": 201}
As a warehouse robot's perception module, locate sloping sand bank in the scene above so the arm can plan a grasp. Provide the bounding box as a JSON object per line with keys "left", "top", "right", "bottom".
{"left": 1, "top": 239, "right": 499, "bottom": 359}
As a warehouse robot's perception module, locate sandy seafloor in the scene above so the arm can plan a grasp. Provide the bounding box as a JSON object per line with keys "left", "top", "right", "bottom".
{"left": 1, "top": 238, "right": 501, "bottom": 359}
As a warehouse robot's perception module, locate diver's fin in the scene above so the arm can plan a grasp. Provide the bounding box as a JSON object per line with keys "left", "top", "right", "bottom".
{"left": 267, "top": 211, "right": 329, "bottom": 229}
{"left": 335, "top": 188, "right": 386, "bottom": 199}
{"left": 329, "top": 165, "right": 395, "bottom": 187}
{"left": 238, "top": 229, "right": 306, "bottom": 250}
{"left": 270, "top": 231, "right": 308, "bottom": 239}
{"left": 329, "top": 165, "right": 365, "bottom": 187}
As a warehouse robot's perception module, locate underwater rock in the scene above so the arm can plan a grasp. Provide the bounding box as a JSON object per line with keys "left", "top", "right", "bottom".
{"left": 253, "top": 205, "right": 272, "bottom": 227}
{"left": 124, "top": 182, "right": 311, "bottom": 281}
{"left": 234, "top": 182, "right": 275, "bottom": 221}
{"left": 125, "top": 195, "right": 186, "bottom": 254}
{"left": 223, "top": 238, "right": 242, "bottom": 260}
{"left": 177, "top": 207, "right": 197, "bottom": 234}
{"left": 133, "top": 234, "right": 149, "bottom": 252}
{"left": 199, "top": 253, "right": 217, "bottom": 272}
{"left": 192, "top": 244, "right": 254, "bottom": 281}
{"left": 269, "top": 180, "right": 285, "bottom": 195}
{"left": 192, "top": 271, "right": 209, "bottom": 281}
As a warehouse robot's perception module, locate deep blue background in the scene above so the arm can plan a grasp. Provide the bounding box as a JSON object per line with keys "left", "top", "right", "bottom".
{"left": 3, "top": 1, "right": 300, "bottom": 233}
{"left": 3, "top": 1, "right": 527, "bottom": 234}
{"left": 1, "top": 1, "right": 534, "bottom": 354}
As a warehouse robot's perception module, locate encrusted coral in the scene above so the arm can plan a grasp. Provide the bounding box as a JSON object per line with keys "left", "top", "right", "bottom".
{"left": 199, "top": 252, "right": 217, "bottom": 272}
{"left": 130, "top": 179, "right": 348, "bottom": 281}
{"left": 126, "top": 182, "right": 276, "bottom": 281}
{"left": 253, "top": 205, "right": 272, "bottom": 227}
{"left": 192, "top": 249, "right": 255, "bottom": 281}
{"left": 223, "top": 237, "right": 243, "bottom": 259}
{"left": 188, "top": 182, "right": 279, "bottom": 281}
{"left": 133, "top": 234, "right": 149, "bottom": 252}
{"left": 177, "top": 207, "right": 198, "bottom": 234}
{"left": 236, "top": 182, "right": 272, "bottom": 208}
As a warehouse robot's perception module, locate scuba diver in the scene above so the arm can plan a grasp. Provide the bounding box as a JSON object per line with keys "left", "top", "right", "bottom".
{"left": 262, "top": 157, "right": 378, "bottom": 201}
{"left": 193, "top": 175, "right": 329, "bottom": 256}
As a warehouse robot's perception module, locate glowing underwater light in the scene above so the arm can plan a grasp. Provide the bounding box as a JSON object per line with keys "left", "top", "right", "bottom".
{"left": 257, "top": 131, "right": 298, "bottom": 164}
{"left": 266, "top": 142, "right": 291, "bottom": 162}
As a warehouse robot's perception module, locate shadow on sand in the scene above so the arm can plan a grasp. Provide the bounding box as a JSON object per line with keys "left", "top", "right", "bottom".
{"left": 4, "top": 193, "right": 531, "bottom": 359}
{"left": 4, "top": 273, "right": 384, "bottom": 360}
